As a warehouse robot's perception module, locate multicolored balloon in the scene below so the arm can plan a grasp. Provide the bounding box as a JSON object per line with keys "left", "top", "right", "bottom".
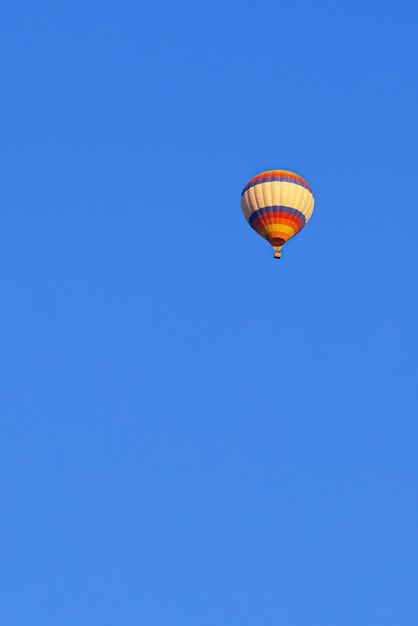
{"left": 241, "top": 170, "right": 314, "bottom": 258}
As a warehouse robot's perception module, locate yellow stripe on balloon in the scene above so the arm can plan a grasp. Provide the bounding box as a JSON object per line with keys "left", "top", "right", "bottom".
{"left": 263, "top": 223, "right": 295, "bottom": 236}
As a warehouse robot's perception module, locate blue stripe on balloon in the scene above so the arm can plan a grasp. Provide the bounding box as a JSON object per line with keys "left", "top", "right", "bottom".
{"left": 248, "top": 206, "right": 307, "bottom": 227}
{"left": 242, "top": 176, "right": 312, "bottom": 196}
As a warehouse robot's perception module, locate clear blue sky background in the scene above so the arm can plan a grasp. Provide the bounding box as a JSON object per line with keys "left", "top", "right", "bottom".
{"left": 1, "top": 1, "right": 417, "bottom": 624}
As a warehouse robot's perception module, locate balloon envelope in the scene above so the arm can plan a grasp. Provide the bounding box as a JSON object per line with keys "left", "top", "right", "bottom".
{"left": 241, "top": 170, "right": 314, "bottom": 258}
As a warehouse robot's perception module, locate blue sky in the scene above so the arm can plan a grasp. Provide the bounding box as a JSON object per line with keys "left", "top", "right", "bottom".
{"left": 1, "top": 1, "right": 418, "bottom": 624}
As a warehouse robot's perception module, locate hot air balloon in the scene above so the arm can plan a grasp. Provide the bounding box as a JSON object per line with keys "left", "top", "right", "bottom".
{"left": 241, "top": 170, "right": 314, "bottom": 258}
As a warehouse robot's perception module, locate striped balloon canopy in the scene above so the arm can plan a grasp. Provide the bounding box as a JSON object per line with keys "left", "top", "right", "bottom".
{"left": 241, "top": 170, "right": 314, "bottom": 258}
